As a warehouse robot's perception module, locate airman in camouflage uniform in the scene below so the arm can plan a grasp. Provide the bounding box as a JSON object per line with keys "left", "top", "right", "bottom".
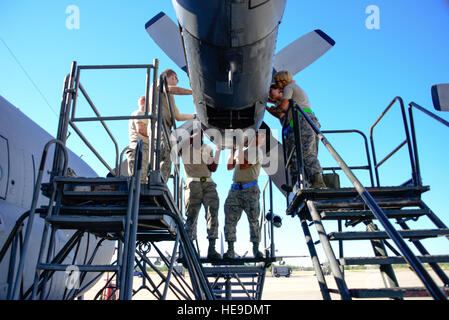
{"left": 127, "top": 96, "right": 150, "bottom": 183}
{"left": 154, "top": 69, "right": 196, "bottom": 182}
{"left": 267, "top": 72, "right": 326, "bottom": 189}
{"left": 284, "top": 112, "right": 322, "bottom": 185}
{"left": 224, "top": 135, "right": 264, "bottom": 259}
{"left": 179, "top": 132, "right": 221, "bottom": 260}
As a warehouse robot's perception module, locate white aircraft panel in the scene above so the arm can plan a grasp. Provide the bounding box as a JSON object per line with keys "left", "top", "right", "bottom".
{"left": 432, "top": 83, "right": 449, "bottom": 111}
{"left": 0, "top": 136, "right": 8, "bottom": 200}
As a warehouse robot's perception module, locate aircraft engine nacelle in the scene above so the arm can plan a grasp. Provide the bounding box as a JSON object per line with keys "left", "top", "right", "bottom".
{"left": 172, "top": 0, "right": 286, "bottom": 146}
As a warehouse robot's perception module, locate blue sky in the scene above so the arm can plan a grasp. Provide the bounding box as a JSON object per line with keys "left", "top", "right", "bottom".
{"left": 1, "top": 1, "right": 449, "bottom": 266}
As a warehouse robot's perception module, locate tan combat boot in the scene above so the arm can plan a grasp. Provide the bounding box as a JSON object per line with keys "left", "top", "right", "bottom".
{"left": 310, "top": 173, "right": 327, "bottom": 189}
{"left": 223, "top": 241, "right": 235, "bottom": 260}
{"left": 252, "top": 242, "right": 264, "bottom": 259}
{"left": 207, "top": 239, "right": 221, "bottom": 260}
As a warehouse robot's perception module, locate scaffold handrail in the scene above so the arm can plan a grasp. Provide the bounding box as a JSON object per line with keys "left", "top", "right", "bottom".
{"left": 293, "top": 100, "right": 447, "bottom": 300}
{"left": 409, "top": 102, "right": 449, "bottom": 128}
{"left": 262, "top": 178, "right": 276, "bottom": 260}
{"left": 407, "top": 101, "right": 449, "bottom": 187}
{"left": 369, "top": 96, "right": 418, "bottom": 187}
{"left": 321, "top": 129, "right": 375, "bottom": 187}
{"left": 59, "top": 61, "right": 158, "bottom": 177}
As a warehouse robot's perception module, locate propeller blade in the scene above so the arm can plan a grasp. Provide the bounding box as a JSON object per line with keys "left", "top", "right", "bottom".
{"left": 145, "top": 12, "right": 187, "bottom": 72}
{"left": 274, "top": 29, "right": 335, "bottom": 75}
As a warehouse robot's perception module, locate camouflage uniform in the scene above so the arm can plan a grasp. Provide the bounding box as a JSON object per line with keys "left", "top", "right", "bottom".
{"left": 224, "top": 185, "right": 260, "bottom": 243}
{"left": 284, "top": 112, "right": 322, "bottom": 185}
{"left": 182, "top": 143, "right": 219, "bottom": 241}
{"left": 153, "top": 88, "right": 181, "bottom": 182}
{"left": 127, "top": 144, "right": 149, "bottom": 183}
{"left": 159, "top": 133, "right": 172, "bottom": 182}
{"left": 281, "top": 82, "right": 323, "bottom": 186}
{"left": 224, "top": 150, "right": 262, "bottom": 243}
{"left": 127, "top": 109, "right": 150, "bottom": 183}
{"left": 184, "top": 180, "right": 219, "bottom": 240}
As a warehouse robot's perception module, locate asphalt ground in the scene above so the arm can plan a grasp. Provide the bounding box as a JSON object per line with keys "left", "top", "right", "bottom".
{"left": 84, "top": 269, "right": 449, "bottom": 300}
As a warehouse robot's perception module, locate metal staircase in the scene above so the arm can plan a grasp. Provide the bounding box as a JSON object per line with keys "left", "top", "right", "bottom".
{"left": 1, "top": 59, "right": 284, "bottom": 301}
{"left": 179, "top": 178, "right": 278, "bottom": 300}
{"left": 2, "top": 60, "right": 215, "bottom": 300}
{"left": 283, "top": 97, "right": 449, "bottom": 300}
{"left": 31, "top": 169, "right": 213, "bottom": 300}
{"left": 203, "top": 260, "right": 267, "bottom": 300}
{"left": 31, "top": 142, "right": 145, "bottom": 300}
{"left": 198, "top": 178, "right": 279, "bottom": 300}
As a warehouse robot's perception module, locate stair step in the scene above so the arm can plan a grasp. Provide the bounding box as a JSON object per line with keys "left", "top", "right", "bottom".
{"left": 312, "top": 198, "right": 422, "bottom": 211}
{"left": 296, "top": 186, "right": 429, "bottom": 201}
{"left": 212, "top": 289, "right": 257, "bottom": 294}
{"left": 53, "top": 176, "right": 129, "bottom": 184}
{"left": 46, "top": 214, "right": 177, "bottom": 234}
{"left": 203, "top": 267, "right": 264, "bottom": 277}
{"left": 63, "top": 190, "right": 129, "bottom": 198}
{"left": 37, "top": 263, "right": 119, "bottom": 272}
{"left": 349, "top": 287, "right": 449, "bottom": 299}
{"left": 58, "top": 205, "right": 171, "bottom": 216}
{"left": 287, "top": 186, "right": 429, "bottom": 213}
{"left": 42, "top": 177, "right": 180, "bottom": 216}
{"left": 321, "top": 209, "right": 428, "bottom": 220}
{"left": 288, "top": 198, "right": 422, "bottom": 217}
{"left": 328, "top": 228, "right": 449, "bottom": 241}
{"left": 46, "top": 215, "right": 125, "bottom": 230}
{"left": 340, "top": 254, "right": 449, "bottom": 265}
{"left": 199, "top": 257, "right": 273, "bottom": 265}
{"left": 42, "top": 177, "right": 130, "bottom": 198}
{"left": 59, "top": 188, "right": 177, "bottom": 209}
{"left": 214, "top": 296, "right": 258, "bottom": 300}
{"left": 212, "top": 281, "right": 258, "bottom": 286}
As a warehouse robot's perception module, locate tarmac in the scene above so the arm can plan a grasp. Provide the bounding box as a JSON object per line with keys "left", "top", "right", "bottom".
{"left": 83, "top": 269, "right": 449, "bottom": 300}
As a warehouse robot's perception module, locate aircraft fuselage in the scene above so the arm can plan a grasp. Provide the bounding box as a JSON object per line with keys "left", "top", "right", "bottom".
{"left": 173, "top": 0, "right": 286, "bottom": 146}
{"left": 0, "top": 95, "right": 114, "bottom": 299}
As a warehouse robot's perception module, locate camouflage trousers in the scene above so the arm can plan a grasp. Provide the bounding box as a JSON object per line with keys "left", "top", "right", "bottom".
{"left": 127, "top": 134, "right": 171, "bottom": 183}
{"left": 285, "top": 113, "right": 323, "bottom": 186}
{"left": 159, "top": 134, "right": 172, "bottom": 182}
{"left": 224, "top": 185, "right": 261, "bottom": 243}
{"left": 126, "top": 143, "right": 149, "bottom": 183}
{"left": 184, "top": 181, "right": 219, "bottom": 241}
{"left": 145, "top": 134, "right": 172, "bottom": 182}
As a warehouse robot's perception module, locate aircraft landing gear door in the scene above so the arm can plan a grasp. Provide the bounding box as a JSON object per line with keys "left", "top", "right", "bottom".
{"left": 0, "top": 136, "right": 9, "bottom": 199}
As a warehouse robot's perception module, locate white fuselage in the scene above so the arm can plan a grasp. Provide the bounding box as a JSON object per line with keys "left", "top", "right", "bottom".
{"left": 0, "top": 95, "right": 115, "bottom": 299}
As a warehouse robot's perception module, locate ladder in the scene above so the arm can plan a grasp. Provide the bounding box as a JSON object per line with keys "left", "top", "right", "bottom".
{"left": 290, "top": 187, "right": 449, "bottom": 299}
{"left": 202, "top": 258, "right": 269, "bottom": 300}
{"left": 8, "top": 61, "right": 213, "bottom": 300}
{"left": 30, "top": 169, "right": 212, "bottom": 300}
{"left": 175, "top": 178, "right": 278, "bottom": 300}
{"left": 199, "top": 170, "right": 279, "bottom": 300}
{"left": 31, "top": 142, "right": 144, "bottom": 300}
{"left": 283, "top": 98, "right": 449, "bottom": 300}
